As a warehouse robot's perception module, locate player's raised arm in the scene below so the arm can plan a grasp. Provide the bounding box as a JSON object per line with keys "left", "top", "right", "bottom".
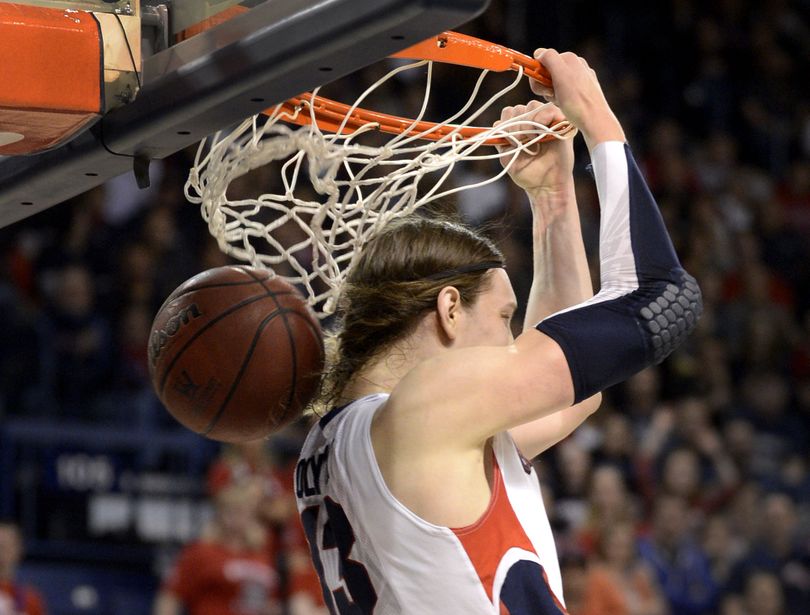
{"left": 393, "top": 50, "right": 702, "bottom": 448}
{"left": 533, "top": 50, "right": 702, "bottom": 404}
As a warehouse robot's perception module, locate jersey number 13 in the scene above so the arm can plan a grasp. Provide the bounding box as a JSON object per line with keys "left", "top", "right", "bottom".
{"left": 301, "top": 498, "right": 378, "bottom": 614}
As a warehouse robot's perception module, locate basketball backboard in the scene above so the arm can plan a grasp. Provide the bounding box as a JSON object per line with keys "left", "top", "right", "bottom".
{"left": 0, "top": 0, "right": 490, "bottom": 227}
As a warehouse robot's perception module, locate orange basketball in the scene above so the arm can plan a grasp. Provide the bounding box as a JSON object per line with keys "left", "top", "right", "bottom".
{"left": 148, "top": 266, "right": 324, "bottom": 442}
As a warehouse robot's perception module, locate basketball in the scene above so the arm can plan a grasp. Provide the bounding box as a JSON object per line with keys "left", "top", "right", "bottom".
{"left": 147, "top": 266, "right": 324, "bottom": 442}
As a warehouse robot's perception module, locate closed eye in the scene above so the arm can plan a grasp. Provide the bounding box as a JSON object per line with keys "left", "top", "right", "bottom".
{"left": 501, "top": 302, "right": 517, "bottom": 323}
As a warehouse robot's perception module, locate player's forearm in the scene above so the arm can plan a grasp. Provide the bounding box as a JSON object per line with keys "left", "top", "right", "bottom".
{"left": 517, "top": 182, "right": 601, "bottom": 457}
{"left": 580, "top": 112, "right": 625, "bottom": 153}
{"left": 509, "top": 392, "right": 601, "bottom": 458}
{"left": 523, "top": 181, "right": 593, "bottom": 329}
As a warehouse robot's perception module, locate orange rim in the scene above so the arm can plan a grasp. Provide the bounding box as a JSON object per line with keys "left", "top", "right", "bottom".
{"left": 267, "top": 31, "right": 559, "bottom": 145}
{"left": 392, "top": 31, "right": 551, "bottom": 87}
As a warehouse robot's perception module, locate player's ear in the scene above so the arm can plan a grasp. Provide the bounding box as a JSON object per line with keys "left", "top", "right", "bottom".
{"left": 436, "top": 285, "right": 462, "bottom": 342}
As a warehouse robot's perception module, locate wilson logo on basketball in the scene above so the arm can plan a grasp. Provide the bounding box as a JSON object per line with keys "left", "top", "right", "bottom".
{"left": 149, "top": 303, "right": 203, "bottom": 366}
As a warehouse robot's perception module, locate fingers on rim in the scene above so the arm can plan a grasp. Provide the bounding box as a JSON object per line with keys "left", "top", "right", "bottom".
{"left": 530, "top": 78, "right": 553, "bottom": 94}
{"left": 533, "top": 103, "right": 566, "bottom": 127}
{"left": 534, "top": 47, "right": 559, "bottom": 62}
{"left": 500, "top": 105, "right": 519, "bottom": 121}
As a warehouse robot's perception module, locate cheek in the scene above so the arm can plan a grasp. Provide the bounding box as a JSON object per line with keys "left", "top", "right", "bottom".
{"left": 476, "top": 319, "right": 512, "bottom": 346}
{"left": 494, "top": 324, "right": 513, "bottom": 346}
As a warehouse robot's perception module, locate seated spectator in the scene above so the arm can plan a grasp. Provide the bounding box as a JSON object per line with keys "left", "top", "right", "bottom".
{"left": 140, "top": 205, "right": 199, "bottom": 310}
{"left": 550, "top": 439, "right": 593, "bottom": 536}
{"left": 114, "top": 302, "right": 154, "bottom": 392}
{"left": 153, "top": 483, "right": 281, "bottom": 615}
{"left": 559, "top": 553, "right": 589, "bottom": 615}
{"left": 737, "top": 372, "right": 806, "bottom": 476}
{"left": 729, "top": 492, "right": 810, "bottom": 612}
{"left": 637, "top": 495, "right": 718, "bottom": 615}
{"left": 0, "top": 521, "right": 47, "bottom": 615}
{"left": 718, "top": 593, "right": 747, "bottom": 615}
{"left": 29, "top": 262, "right": 114, "bottom": 418}
{"left": 577, "top": 465, "right": 638, "bottom": 556}
{"left": 580, "top": 521, "right": 667, "bottom": 615}
{"left": 702, "top": 513, "right": 747, "bottom": 593}
{"left": 207, "top": 440, "right": 326, "bottom": 614}
{"left": 637, "top": 399, "right": 740, "bottom": 518}
{"left": 659, "top": 443, "right": 737, "bottom": 517}
{"left": 592, "top": 412, "right": 638, "bottom": 484}
{"left": 207, "top": 441, "right": 298, "bottom": 545}
{"left": 743, "top": 571, "right": 786, "bottom": 615}
{"left": 622, "top": 367, "right": 665, "bottom": 435}
{"left": 0, "top": 279, "right": 39, "bottom": 417}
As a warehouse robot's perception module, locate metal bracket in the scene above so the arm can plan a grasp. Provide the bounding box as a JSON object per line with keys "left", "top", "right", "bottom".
{"left": 95, "top": 0, "right": 142, "bottom": 111}
{"left": 142, "top": 3, "right": 169, "bottom": 55}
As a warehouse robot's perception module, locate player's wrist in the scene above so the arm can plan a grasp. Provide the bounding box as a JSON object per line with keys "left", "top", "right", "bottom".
{"left": 525, "top": 178, "right": 575, "bottom": 206}
{"left": 526, "top": 182, "right": 577, "bottom": 233}
{"left": 580, "top": 114, "right": 625, "bottom": 152}
{"left": 521, "top": 149, "right": 576, "bottom": 202}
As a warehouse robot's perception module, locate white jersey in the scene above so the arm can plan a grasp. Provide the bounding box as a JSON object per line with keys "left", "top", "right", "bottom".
{"left": 295, "top": 394, "right": 567, "bottom": 615}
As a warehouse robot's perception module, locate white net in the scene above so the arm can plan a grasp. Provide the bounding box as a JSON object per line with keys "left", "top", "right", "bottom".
{"left": 185, "top": 59, "right": 575, "bottom": 318}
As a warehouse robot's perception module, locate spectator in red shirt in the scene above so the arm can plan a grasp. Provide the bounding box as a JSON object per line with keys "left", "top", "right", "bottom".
{"left": 153, "top": 483, "right": 281, "bottom": 615}
{"left": 207, "top": 441, "right": 326, "bottom": 614}
{"left": 0, "top": 522, "right": 47, "bottom": 615}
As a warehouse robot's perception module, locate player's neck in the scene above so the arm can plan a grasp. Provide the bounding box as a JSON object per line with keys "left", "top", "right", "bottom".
{"left": 341, "top": 352, "right": 408, "bottom": 400}
{"left": 341, "top": 311, "right": 453, "bottom": 403}
{"left": 342, "top": 363, "right": 400, "bottom": 399}
{"left": 342, "top": 325, "right": 445, "bottom": 401}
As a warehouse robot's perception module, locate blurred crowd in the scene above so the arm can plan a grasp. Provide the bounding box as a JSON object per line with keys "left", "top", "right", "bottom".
{"left": 1, "top": 0, "right": 809, "bottom": 614}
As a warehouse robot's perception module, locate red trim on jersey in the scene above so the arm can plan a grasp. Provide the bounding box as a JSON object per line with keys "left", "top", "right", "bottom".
{"left": 451, "top": 457, "right": 568, "bottom": 614}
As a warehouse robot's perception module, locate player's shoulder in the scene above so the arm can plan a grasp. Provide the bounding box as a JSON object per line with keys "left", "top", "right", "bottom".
{"left": 297, "top": 394, "right": 389, "bottom": 496}
{"left": 305, "top": 394, "right": 388, "bottom": 443}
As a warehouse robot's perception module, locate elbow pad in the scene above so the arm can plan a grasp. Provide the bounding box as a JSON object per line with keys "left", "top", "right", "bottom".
{"left": 536, "top": 142, "right": 702, "bottom": 403}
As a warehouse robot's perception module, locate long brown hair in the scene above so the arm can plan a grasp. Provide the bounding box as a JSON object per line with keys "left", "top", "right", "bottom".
{"left": 320, "top": 215, "right": 504, "bottom": 406}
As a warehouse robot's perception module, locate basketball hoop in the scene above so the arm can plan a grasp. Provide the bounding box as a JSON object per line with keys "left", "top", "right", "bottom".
{"left": 186, "top": 31, "right": 576, "bottom": 318}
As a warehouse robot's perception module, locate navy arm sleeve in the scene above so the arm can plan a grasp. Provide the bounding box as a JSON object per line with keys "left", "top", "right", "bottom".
{"left": 536, "top": 142, "right": 702, "bottom": 403}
